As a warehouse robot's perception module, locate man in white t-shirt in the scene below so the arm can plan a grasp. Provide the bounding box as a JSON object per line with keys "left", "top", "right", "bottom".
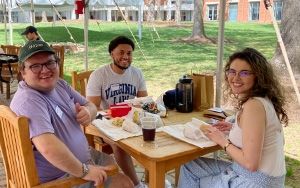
{"left": 86, "top": 36, "right": 147, "bottom": 110}
{"left": 86, "top": 36, "right": 148, "bottom": 188}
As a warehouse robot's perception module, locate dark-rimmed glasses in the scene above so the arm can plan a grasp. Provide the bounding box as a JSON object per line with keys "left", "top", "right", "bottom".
{"left": 26, "top": 61, "right": 58, "bottom": 74}
{"left": 226, "top": 69, "right": 254, "bottom": 78}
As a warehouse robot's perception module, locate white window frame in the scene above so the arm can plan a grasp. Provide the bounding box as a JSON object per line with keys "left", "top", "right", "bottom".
{"left": 207, "top": 4, "right": 218, "bottom": 21}
{"left": 273, "top": 0, "right": 283, "bottom": 21}
{"left": 249, "top": 1, "right": 260, "bottom": 21}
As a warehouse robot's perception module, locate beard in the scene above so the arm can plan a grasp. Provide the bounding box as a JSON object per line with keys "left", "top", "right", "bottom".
{"left": 113, "top": 60, "right": 131, "bottom": 70}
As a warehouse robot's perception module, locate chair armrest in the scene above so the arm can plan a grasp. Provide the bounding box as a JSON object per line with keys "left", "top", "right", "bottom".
{"left": 33, "top": 165, "right": 119, "bottom": 188}
{"left": 32, "top": 176, "right": 88, "bottom": 188}
{"left": 101, "top": 164, "right": 119, "bottom": 176}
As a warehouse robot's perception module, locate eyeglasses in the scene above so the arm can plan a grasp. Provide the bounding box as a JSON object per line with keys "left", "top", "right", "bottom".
{"left": 26, "top": 61, "right": 58, "bottom": 74}
{"left": 226, "top": 69, "right": 254, "bottom": 78}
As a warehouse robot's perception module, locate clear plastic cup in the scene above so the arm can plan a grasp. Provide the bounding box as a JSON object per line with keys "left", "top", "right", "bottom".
{"left": 140, "top": 117, "right": 157, "bottom": 141}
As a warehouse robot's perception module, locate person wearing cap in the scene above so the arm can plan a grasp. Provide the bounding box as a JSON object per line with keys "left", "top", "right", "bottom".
{"left": 86, "top": 36, "right": 148, "bottom": 188}
{"left": 21, "top": 26, "right": 41, "bottom": 41}
{"left": 9, "top": 40, "right": 133, "bottom": 188}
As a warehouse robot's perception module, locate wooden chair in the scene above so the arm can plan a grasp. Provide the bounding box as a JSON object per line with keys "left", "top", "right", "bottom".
{"left": 71, "top": 70, "right": 93, "bottom": 97}
{"left": 0, "top": 45, "right": 21, "bottom": 55}
{"left": 0, "top": 63, "right": 19, "bottom": 99}
{"left": 71, "top": 70, "right": 113, "bottom": 154}
{"left": 51, "top": 45, "right": 65, "bottom": 78}
{"left": 0, "top": 45, "right": 21, "bottom": 99}
{"left": 0, "top": 105, "right": 118, "bottom": 188}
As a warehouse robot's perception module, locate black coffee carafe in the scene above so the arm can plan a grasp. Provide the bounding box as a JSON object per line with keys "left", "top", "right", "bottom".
{"left": 175, "top": 75, "right": 193, "bottom": 113}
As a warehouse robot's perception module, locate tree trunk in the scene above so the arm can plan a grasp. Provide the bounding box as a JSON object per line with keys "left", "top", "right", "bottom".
{"left": 146, "top": 0, "right": 155, "bottom": 22}
{"left": 156, "top": 0, "right": 162, "bottom": 21}
{"left": 166, "top": 0, "right": 171, "bottom": 21}
{"left": 191, "top": 0, "right": 205, "bottom": 38}
{"left": 272, "top": 0, "right": 300, "bottom": 73}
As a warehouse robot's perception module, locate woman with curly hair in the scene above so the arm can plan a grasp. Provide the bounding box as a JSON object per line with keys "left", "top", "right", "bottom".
{"left": 178, "top": 48, "right": 287, "bottom": 188}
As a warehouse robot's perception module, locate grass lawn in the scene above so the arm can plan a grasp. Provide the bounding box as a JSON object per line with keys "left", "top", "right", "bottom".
{"left": 0, "top": 20, "right": 278, "bottom": 97}
{"left": 1, "top": 20, "right": 299, "bottom": 187}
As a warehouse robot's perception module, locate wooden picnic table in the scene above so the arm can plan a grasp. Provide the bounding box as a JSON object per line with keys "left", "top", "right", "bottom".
{"left": 85, "top": 110, "right": 221, "bottom": 188}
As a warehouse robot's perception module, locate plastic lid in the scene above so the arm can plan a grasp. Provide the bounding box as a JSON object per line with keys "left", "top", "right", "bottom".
{"left": 179, "top": 75, "right": 192, "bottom": 84}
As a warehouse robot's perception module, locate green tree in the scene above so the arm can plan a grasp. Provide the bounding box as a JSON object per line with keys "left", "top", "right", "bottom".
{"left": 273, "top": 0, "right": 300, "bottom": 73}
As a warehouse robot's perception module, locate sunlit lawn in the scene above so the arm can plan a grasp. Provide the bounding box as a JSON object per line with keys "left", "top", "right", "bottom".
{"left": 1, "top": 20, "right": 298, "bottom": 187}
{"left": 0, "top": 20, "right": 278, "bottom": 97}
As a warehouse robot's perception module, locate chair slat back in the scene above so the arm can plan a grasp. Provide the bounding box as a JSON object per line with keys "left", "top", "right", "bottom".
{"left": 1, "top": 63, "right": 19, "bottom": 77}
{"left": 51, "top": 45, "right": 65, "bottom": 78}
{"left": 0, "top": 105, "right": 40, "bottom": 188}
{"left": 0, "top": 105, "right": 117, "bottom": 188}
{"left": 0, "top": 45, "right": 21, "bottom": 55}
{"left": 71, "top": 70, "right": 93, "bottom": 97}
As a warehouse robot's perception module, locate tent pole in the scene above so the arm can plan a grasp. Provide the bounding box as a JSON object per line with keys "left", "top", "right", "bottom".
{"left": 264, "top": 0, "right": 300, "bottom": 105}
{"left": 2, "top": 0, "right": 8, "bottom": 44}
{"left": 30, "top": 0, "right": 35, "bottom": 25}
{"left": 8, "top": 0, "right": 13, "bottom": 45}
{"left": 215, "top": 0, "right": 226, "bottom": 107}
{"left": 214, "top": 0, "right": 226, "bottom": 160}
{"left": 84, "top": 0, "right": 89, "bottom": 71}
{"left": 138, "top": 0, "right": 144, "bottom": 41}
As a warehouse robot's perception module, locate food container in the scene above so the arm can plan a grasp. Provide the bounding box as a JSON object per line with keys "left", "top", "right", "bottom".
{"left": 110, "top": 104, "right": 132, "bottom": 117}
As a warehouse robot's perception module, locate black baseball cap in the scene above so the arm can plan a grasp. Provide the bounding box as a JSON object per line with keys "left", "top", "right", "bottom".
{"left": 19, "top": 40, "right": 54, "bottom": 62}
{"left": 21, "top": 26, "right": 38, "bottom": 35}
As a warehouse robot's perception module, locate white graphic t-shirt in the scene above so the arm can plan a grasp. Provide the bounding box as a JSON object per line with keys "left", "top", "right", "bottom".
{"left": 86, "top": 64, "right": 147, "bottom": 109}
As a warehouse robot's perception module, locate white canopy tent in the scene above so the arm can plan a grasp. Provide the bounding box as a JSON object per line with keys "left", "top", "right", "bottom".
{"left": 5, "top": 0, "right": 143, "bottom": 70}
{"left": 16, "top": 0, "right": 74, "bottom": 8}
{"left": 3, "top": 0, "right": 226, "bottom": 106}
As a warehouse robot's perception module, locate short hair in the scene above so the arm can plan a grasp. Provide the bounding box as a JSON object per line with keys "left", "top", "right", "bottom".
{"left": 21, "top": 26, "right": 38, "bottom": 35}
{"left": 108, "top": 36, "right": 135, "bottom": 53}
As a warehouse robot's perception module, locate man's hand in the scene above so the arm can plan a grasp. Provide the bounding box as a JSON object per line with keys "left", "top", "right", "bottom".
{"left": 82, "top": 165, "right": 113, "bottom": 186}
{"left": 75, "top": 103, "right": 91, "bottom": 126}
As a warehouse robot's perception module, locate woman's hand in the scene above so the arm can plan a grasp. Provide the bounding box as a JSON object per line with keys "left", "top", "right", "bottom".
{"left": 203, "top": 126, "right": 228, "bottom": 148}
{"left": 214, "top": 121, "right": 232, "bottom": 132}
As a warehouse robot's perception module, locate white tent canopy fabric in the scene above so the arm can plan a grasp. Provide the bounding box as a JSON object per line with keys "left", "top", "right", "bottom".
{"left": 90, "top": 0, "right": 141, "bottom": 7}
{"left": 6, "top": 0, "right": 225, "bottom": 106}
{"left": 13, "top": 0, "right": 73, "bottom": 9}
{"left": 14, "top": 0, "right": 141, "bottom": 7}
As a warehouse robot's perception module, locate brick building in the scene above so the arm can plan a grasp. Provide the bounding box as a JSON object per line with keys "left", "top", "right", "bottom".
{"left": 0, "top": 0, "right": 283, "bottom": 23}
{"left": 144, "top": 0, "right": 283, "bottom": 23}
{"left": 203, "top": 0, "right": 283, "bottom": 23}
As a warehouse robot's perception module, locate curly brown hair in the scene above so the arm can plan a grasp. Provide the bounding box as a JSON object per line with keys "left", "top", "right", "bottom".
{"left": 224, "top": 48, "right": 288, "bottom": 125}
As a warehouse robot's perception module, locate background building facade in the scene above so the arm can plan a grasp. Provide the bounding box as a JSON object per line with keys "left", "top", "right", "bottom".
{"left": 0, "top": 0, "right": 283, "bottom": 23}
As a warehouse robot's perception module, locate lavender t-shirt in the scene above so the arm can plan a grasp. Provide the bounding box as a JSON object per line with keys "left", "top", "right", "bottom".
{"left": 10, "top": 79, "right": 91, "bottom": 183}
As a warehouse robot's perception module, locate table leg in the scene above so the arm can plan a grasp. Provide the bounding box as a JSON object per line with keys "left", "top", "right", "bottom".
{"left": 0, "top": 82, "right": 3, "bottom": 93}
{"left": 175, "top": 167, "right": 180, "bottom": 186}
{"left": 149, "top": 161, "right": 165, "bottom": 188}
{"left": 6, "top": 82, "right": 10, "bottom": 99}
{"left": 144, "top": 169, "right": 149, "bottom": 183}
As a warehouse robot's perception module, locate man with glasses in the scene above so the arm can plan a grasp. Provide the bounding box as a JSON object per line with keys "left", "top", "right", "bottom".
{"left": 10, "top": 40, "right": 133, "bottom": 188}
